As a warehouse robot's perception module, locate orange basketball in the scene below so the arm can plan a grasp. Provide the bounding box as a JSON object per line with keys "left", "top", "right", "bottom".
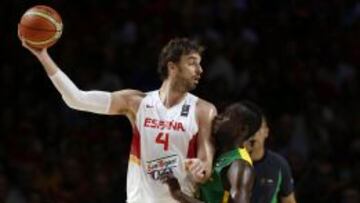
{"left": 18, "top": 5, "right": 63, "bottom": 49}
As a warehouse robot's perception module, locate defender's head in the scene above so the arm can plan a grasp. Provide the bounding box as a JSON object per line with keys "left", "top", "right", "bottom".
{"left": 213, "top": 101, "right": 263, "bottom": 150}
{"left": 158, "top": 38, "right": 204, "bottom": 91}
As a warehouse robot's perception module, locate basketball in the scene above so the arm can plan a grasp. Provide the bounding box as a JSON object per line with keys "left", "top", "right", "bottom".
{"left": 18, "top": 5, "right": 63, "bottom": 49}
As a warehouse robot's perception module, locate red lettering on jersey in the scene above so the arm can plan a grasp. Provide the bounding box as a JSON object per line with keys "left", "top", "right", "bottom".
{"left": 151, "top": 118, "right": 156, "bottom": 128}
{"left": 169, "top": 121, "right": 177, "bottom": 131}
{"left": 144, "top": 118, "right": 151, "bottom": 127}
{"left": 144, "top": 117, "right": 186, "bottom": 132}
{"left": 177, "top": 122, "right": 185, "bottom": 132}
{"left": 159, "top": 120, "right": 165, "bottom": 130}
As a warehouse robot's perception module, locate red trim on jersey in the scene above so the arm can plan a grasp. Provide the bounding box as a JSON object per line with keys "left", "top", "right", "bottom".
{"left": 187, "top": 133, "right": 198, "bottom": 158}
{"left": 130, "top": 127, "right": 141, "bottom": 160}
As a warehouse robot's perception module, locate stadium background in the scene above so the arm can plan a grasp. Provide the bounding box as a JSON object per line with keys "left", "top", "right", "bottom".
{"left": 1, "top": 0, "right": 359, "bottom": 202}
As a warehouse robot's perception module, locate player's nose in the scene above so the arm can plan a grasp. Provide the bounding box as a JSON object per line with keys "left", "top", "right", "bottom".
{"left": 196, "top": 64, "right": 203, "bottom": 75}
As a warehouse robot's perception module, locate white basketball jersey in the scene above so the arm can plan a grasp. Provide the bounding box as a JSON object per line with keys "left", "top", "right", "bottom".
{"left": 126, "top": 90, "right": 199, "bottom": 203}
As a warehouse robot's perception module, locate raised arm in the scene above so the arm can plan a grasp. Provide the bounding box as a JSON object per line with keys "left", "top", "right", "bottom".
{"left": 20, "top": 39, "right": 144, "bottom": 121}
{"left": 227, "top": 160, "right": 255, "bottom": 203}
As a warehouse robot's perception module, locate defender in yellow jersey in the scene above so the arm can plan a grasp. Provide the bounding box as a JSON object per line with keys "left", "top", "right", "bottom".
{"left": 164, "top": 101, "right": 264, "bottom": 203}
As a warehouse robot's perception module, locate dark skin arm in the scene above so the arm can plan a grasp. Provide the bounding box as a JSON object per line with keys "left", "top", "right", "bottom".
{"left": 163, "top": 175, "right": 204, "bottom": 203}
{"left": 226, "top": 160, "right": 255, "bottom": 203}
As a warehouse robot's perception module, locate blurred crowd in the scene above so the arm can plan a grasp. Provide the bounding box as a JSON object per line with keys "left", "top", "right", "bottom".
{"left": 1, "top": 0, "right": 359, "bottom": 202}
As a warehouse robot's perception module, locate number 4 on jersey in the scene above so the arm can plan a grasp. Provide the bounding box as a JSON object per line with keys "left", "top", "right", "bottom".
{"left": 155, "top": 132, "right": 169, "bottom": 151}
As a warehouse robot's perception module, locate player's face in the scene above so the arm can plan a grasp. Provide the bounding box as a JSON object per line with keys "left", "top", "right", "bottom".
{"left": 245, "top": 119, "right": 269, "bottom": 152}
{"left": 173, "top": 52, "right": 203, "bottom": 91}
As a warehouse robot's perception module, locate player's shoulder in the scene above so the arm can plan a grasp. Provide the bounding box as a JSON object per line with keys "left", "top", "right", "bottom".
{"left": 195, "top": 98, "right": 217, "bottom": 123}
{"left": 196, "top": 97, "right": 217, "bottom": 113}
{"left": 267, "top": 150, "right": 291, "bottom": 168}
{"left": 232, "top": 158, "right": 253, "bottom": 169}
{"left": 111, "top": 89, "right": 146, "bottom": 109}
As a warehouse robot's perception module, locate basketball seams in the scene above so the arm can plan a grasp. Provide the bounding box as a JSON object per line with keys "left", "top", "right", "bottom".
{"left": 20, "top": 24, "right": 62, "bottom": 46}
{"left": 24, "top": 11, "right": 63, "bottom": 32}
{"left": 25, "top": 36, "right": 59, "bottom": 46}
{"left": 19, "top": 23, "right": 56, "bottom": 32}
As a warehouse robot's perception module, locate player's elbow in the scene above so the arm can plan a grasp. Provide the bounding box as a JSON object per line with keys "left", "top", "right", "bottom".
{"left": 62, "top": 92, "right": 86, "bottom": 111}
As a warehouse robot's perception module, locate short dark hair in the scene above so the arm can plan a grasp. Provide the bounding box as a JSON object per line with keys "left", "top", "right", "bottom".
{"left": 158, "top": 38, "right": 204, "bottom": 80}
{"left": 223, "top": 101, "right": 263, "bottom": 140}
{"left": 240, "top": 101, "right": 264, "bottom": 138}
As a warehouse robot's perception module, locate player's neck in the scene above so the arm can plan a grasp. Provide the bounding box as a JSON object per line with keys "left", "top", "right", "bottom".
{"left": 251, "top": 147, "right": 265, "bottom": 161}
{"left": 159, "top": 79, "right": 187, "bottom": 108}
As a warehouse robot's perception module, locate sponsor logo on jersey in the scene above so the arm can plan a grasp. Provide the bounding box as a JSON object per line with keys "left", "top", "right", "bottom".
{"left": 145, "top": 104, "right": 154, "bottom": 108}
{"left": 144, "top": 118, "right": 185, "bottom": 132}
{"left": 260, "top": 178, "right": 274, "bottom": 185}
{"left": 146, "top": 154, "right": 178, "bottom": 180}
{"left": 181, "top": 104, "right": 190, "bottom": 117}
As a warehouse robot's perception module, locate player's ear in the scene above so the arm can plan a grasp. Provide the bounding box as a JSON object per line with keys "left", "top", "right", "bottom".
{"left": 264, "top": 131, "right": 269, "bottom": 139}
{"left": 167, "top": 61, "right": 177, "bottom": 76}
{"left": 261, "top": 120, "right": 269, "bottom": 139}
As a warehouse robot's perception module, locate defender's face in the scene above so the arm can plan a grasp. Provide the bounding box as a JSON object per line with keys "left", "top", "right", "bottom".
{"left": 212, "top": 113, "right": 239, "bottom": 148}
{"left": 245, "top": 119, "right": 269, "bottom": 153}
{"left": 174, "top": 52, "right": 203, "bottom": 91}
{"left": 212, "top": 114, "right": 231, "bottom": 136}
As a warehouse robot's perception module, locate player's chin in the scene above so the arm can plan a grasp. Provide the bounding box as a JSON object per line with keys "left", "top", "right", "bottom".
{"left": 189, "top": 84, "right": 198, "bottom": 91}
{"left": 186, "top": 83, "right": 197, "bottom": 91}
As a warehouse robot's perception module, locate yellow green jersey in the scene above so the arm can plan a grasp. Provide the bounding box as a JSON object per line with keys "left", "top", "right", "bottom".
{"left": 199, "top": 148, "right": 253, "bottom": 203}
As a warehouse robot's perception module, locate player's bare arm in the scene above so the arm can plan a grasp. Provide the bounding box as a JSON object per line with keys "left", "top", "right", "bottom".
{"left": 281, "top": 193, "right": 297, "bottom": 203}
{"left": 227, "top": 160, "right": 255, "bottom": 203}
{"left": 163, "top": 175, "right": 204, "bottom": 203}
{"left": 188, "top": 99, "right": 217, "bottom": 183}
{"left": 109, "top": 90, "right": 145, "bottom": 125}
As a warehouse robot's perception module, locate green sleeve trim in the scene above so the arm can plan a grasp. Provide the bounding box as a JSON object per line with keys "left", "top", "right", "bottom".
{"left": 270, "top": 171, "right": 282, "bottom": 203}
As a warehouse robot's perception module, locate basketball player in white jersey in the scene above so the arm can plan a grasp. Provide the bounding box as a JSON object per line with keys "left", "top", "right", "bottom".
{"left": 19, "top": 37, "right": 217, "bottom": 203}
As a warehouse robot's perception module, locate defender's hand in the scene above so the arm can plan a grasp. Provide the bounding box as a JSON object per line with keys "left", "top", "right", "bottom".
{"left": 162, "top": 174, "right": 182, "bottom": 200}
